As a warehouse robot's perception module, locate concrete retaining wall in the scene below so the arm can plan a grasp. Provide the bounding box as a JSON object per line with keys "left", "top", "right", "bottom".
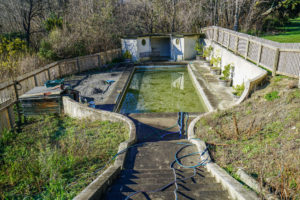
{"left": 63, "top": 97, "right": 137, "bottom": 200}
{"left": 208, "top": 40, "right": 267, "bottom": 87}
{"left": 204, "top": 39, "right": 268, "bottom": 104}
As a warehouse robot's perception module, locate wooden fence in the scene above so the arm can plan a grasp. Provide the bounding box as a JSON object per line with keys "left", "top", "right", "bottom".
{"left": 0, "top": 49, "right": 121, "bottom": 132}
{"left": 203, "top": 26, "right": 300, "bottom": 78}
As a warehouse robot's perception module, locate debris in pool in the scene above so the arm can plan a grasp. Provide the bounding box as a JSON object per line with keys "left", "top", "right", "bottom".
{"left": 106, "top": 80, "right": 115, "bottom": 84}
{"left": 88, "top": 101, "right": 96, "bottom": 108}
{"left": 92, "top": 88, "right": 103, "bottom": 94}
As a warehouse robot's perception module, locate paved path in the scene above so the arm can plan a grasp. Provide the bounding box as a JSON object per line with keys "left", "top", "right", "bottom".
{"left": 190, "top": 62, "right": 236, "bottom": 110}
{"left": 105, "top": 114, "right": 231, "bottom": 200}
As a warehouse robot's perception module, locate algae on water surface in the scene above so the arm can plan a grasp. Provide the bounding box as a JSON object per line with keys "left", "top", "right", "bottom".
{"left": 120, "top": 66, "right": 207, "bottom": 113}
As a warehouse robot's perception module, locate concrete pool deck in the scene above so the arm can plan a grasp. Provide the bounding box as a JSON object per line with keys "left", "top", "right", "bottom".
{"left": 65, "top": 63, "right": 133, "bottom": 111}
{"left": 189, "top": 61, "right": 237, "bottom": 110}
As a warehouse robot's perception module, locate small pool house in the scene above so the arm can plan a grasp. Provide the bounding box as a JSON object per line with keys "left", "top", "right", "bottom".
{"left": 121, "top": 34, "right": 201, "bottom": 62}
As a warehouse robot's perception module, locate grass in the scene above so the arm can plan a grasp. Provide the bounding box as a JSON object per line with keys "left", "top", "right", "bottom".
{"left": 195, "top": 77, "right": 300, "bottom": 199}
{"left": 0, "top": 115, "right": 128, "bottom": 199}
{"left": 261, "top": 17, "right": 300, "bottom": 43}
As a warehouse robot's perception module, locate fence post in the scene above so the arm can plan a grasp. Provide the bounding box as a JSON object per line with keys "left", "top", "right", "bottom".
{"left": 257, "top": 43, "right": 262, "bottom": 66}
{"left": 34, "top": 75, "right": 38, "bottom": 86}
{"left": 58, "top": 63, "right": 62, "bottom": 78}
{"left": 272, "top": 48, "right": 280, "bottom": 76}
{"left": 7, "top": 106, "right": 14, "bottom": 130}
{"left": 13, "top": 81, "right": 22, "bottom": 131}
{"left": 245, "top": 39, "right": 250, "bottom": 60}
{"left": 221, "top": 31, "right": 224, "bottom": 45}
{"left": 227, "top": 33, "right": 230, "bottom": 49}
{"left": 235, "top": 35, "right": 239, "bottom": 54}
{"left": 215, "top": 27, "right": 219, "bottom": 42}
{"left": 47, "top": 69, "right": 51, "bottom": 80}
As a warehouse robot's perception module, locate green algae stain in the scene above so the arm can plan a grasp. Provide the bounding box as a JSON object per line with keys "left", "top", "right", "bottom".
{"left": 120, "top": 66, "right": 207, "bottom": 113}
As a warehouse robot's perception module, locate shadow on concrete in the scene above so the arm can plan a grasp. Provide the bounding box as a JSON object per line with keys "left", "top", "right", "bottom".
{"left": 95, "top": 104, "right": 115, "bottom": 111}
{"left": 126, "top": 115, "right": 185, "bottom": 143}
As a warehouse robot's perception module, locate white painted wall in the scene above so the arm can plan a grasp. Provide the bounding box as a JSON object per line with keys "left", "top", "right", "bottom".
{"left": 184, "top": 36, "right": 198, "bottom": 60}
{"left": 137, "top": 37, "right": 151, "bottom": 56}
{"left": 171, "top": 37, "right": 184, "bottom": 61}
{"left": 121, "top": 39, "right": 138, "bottom": 61}
{"left": 211, "top": 42, "right": 266, "bottom": 86}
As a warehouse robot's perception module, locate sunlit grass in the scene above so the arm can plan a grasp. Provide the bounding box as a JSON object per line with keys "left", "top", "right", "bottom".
{"left": 262, "top": 17, "right": 300, "bottom": 43}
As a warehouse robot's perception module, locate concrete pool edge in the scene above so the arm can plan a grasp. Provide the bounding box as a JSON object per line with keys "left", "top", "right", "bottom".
{"left": 113, "top": 66, "right": 136, "bottom": 112}
{"left": 187, "top": 63, "right": 214, "bottom": 112}
{"left": 62, "top": 97, "right": 137, "bottom": 200}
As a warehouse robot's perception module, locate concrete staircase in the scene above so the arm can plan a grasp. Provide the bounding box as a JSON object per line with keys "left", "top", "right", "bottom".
{"left": 106, "top": 167, "right": 230, "bottom": 199}
{"left": 105, "top": 139, "right": 231, "bottom": 200}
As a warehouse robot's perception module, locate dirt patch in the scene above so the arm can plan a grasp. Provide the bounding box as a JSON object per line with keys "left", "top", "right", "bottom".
{"left": 195, "top": 76, "right": 300, "bottom": 199}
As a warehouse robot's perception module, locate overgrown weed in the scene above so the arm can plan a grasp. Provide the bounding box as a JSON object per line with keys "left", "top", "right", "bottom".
{"left": 196, "top": 76, "right": 300, "bottom": 199}
{"left": 0, "top": 115, "right": 128, "bottom": 199}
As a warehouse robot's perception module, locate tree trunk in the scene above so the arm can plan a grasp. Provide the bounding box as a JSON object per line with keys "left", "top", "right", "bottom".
{"left": 234, "top": 0, "right": 239, "bottom": 31}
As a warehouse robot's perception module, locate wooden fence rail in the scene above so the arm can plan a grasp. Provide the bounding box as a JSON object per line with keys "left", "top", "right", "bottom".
{"left": 0, "top": 49, "right": 121, "bottom": 132}
{"left": 203, "top": 26, "right": 300, "bottom": 78}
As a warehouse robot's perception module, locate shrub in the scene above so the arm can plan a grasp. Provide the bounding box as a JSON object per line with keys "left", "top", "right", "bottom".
{"left": 264, "top": 91, "right": 280, "bottom": 101}
{"left": 0, "top": 37, "right": 27, "bottom": 77}
{"left": 38, "top": 40, "right": 57, "bottom": 60}
{"left": 233, "top": 83, "right": 245, "bottom": 97}
{"left": 44, "top": 13, "right": 63, "bottom": 32}
{"left": 203, "top": 45, "right": 213, "bottom": 58}
{"left": 39, "top": 28, "right": 88, "bottom": 60}
{"left": 210, "top": 56, "right": 221, "bottom": 67}
{"left": 199, "top": 33, "right": 206, "bottom": 39}
{"left": 221, "top": 64, "right": 233, "bottom": 80}
{"left": 123, "top": 50, "right": 132, "bottom": 59}
{"left": 194, "top": 41, "right": 204, "bottom": 55}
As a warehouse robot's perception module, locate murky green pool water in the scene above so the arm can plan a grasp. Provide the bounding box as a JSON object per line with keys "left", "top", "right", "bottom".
{"left": 119, "top": 65, "right": 207, "bottom": 113}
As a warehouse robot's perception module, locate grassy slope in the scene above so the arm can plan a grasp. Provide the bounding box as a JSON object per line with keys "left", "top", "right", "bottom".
{"left": 0, "top": 115, "right": 128, "bottom": 199}
{"left": 195, "top": 76, "right": 300, "bottom": 199}
{"left": 262, "top": 17, "right": 300, "bottom": 43}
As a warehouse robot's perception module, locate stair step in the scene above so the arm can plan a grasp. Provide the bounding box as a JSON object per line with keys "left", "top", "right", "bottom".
{"left": 115, "top": 175, "right": 216, "bottom": 185}
{"left": 105, "top": 190, "right": 230, "bottom": 200}
{"left": 121, "top": 168, "right": 208, "bottom": 175}
{"left": 120, "top": 171, "right": 214, "bottom": 181}
{"left": 107, "top": 181, "right": 224, "bottom": 193}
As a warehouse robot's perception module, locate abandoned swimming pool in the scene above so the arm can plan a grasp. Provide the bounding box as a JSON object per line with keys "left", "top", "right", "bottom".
{"left": 117, "top": 65, "right": 208, "bottom": 113}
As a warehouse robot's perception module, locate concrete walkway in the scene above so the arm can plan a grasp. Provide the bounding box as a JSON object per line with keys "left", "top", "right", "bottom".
{"left": 105, "top": 114, "right": 231, "bottom": 200}
{"left": 190, "top": 61, "right": 236, "bottom": 110}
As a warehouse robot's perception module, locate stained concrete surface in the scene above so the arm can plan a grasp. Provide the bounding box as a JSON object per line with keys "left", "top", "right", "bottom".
{"left": 190, "top": 61, "right": 236, "bottom": 110}
{"left": 65, "top": 63, "right": 133, "bottom": 111}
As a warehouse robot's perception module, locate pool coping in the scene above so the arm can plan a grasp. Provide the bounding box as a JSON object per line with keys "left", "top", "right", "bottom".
{"left": 187, "top": 63, "right": 214, "bottom": 112}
